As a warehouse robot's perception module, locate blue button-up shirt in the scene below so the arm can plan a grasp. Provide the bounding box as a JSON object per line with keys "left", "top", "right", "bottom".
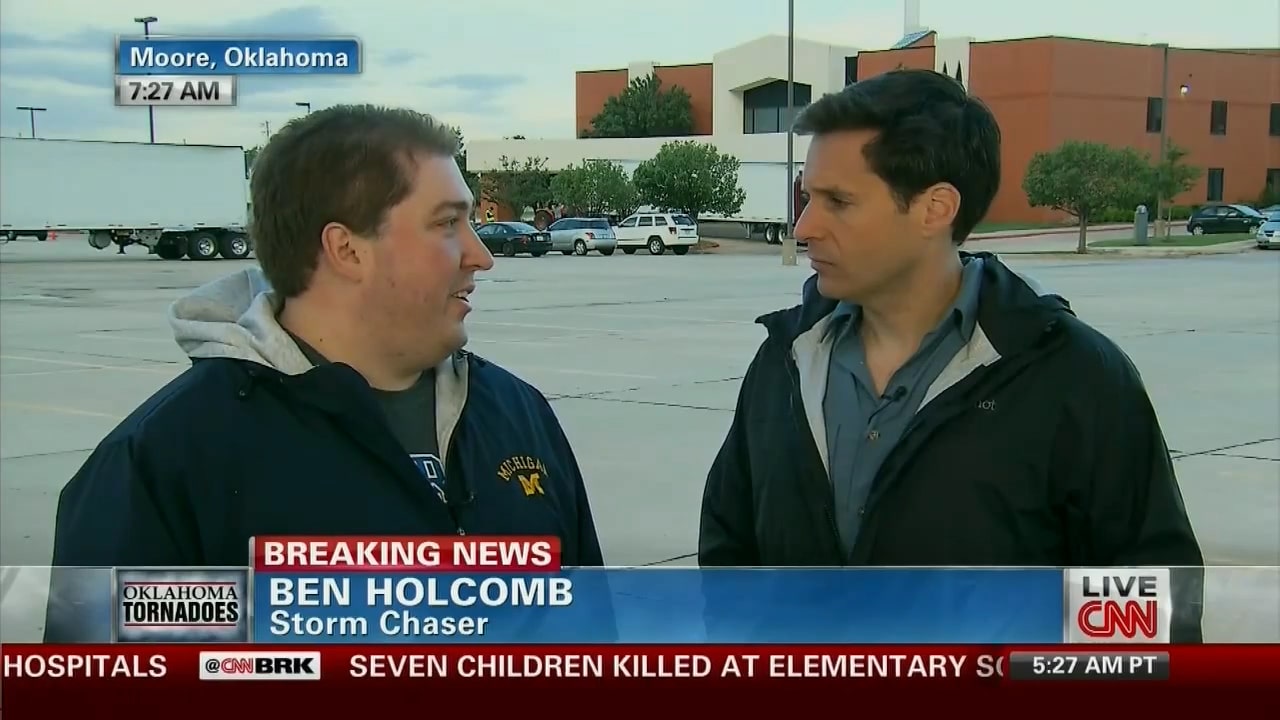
{"left": 822, "top": 257, "right": 985, "bottom": 557}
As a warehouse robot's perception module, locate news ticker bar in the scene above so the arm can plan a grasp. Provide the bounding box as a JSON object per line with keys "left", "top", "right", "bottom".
{"left": 114, "top": 75, "right": 237, "bottom": 107}
{"left": 3, "top": 646, "right": 1278, "bottom": 716}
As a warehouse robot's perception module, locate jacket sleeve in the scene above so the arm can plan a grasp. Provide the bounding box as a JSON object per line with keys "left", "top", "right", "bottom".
{"left": 45, "top": 434, "right": 195, "bottom": 642}
{"left": 1064, "top": 349, "right": 1205, "bottom": 643}
{"left": 698, "top": 349, "right": 763, "bottom": 567}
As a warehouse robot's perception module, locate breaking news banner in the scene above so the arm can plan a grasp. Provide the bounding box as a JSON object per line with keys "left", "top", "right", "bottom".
{"left": 115, "top": 37, "right": 362, "bottom": 75}
{"left": 2, "top": 645, "right": 1279, "bottom": 717}
{"left": 248, "top": 536, "right": 1071, "bottom": 644}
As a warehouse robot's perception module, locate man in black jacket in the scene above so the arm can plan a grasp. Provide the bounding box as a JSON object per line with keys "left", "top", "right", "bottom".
{"left": 699, "top": 70, "right": 1205, "bottom": 641}
{"left": 47, "top": 105, "right": 608, "bottom": 639}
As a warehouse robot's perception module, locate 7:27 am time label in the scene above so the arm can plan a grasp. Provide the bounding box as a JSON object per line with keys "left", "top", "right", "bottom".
{"left": 114, "top": 75, "right": 237, "bottom": 107}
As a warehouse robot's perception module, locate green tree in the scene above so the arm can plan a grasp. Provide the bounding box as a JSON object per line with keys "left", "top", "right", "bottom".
{"left": 481, "top": 156, "right": 553, "bottom": 219}
{"left": 632, "top": 141, "right": 745, "bottom": 218}
{"left": 550, "top": 160, "right": 639, "bottom": 217}
{"left": 1150, "top": 142, "right": 1201, "bottom": 233}
{"left": 587, "top": 74, "right": 695, "bottom": 138}
{"left": 449, "top": 126, "right": 481, "bottom": 205}
{"left": 1022, "top": 140, "right": 1152, "bottom": 253}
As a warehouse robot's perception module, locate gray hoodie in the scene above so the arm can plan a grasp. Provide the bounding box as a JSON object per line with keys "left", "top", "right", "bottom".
{"left": 166, "top": 266, "right": 470, "bottom": 456}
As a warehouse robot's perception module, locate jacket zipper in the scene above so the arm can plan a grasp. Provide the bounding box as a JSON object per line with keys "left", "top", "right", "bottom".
{"left": 784, "top": 352, "right": 846, "bottom": 562}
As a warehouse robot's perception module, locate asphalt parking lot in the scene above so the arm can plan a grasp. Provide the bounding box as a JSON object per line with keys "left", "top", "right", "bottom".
{"left": 1, "top": 237, "right": 1277, "bottom": 641}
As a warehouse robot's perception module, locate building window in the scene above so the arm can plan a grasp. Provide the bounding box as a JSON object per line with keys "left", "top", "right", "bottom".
{"left": 844, "top": 56, "right": 858, "bottom": 86}
{"left": 1267, "top": 168, "right": 1280, "bottom": 191}
{"left": 1209, "top": 101, "right": 1228, "bottom": 135}
{"left": 742, "top": 80, "right": 812, "bottom": 135}
{"left": 1207, "top": 168, "right": 1224, "bottom": 202}
{"left": 1145, "top": 97, "right": 1163, "bottom": 133}
{"left": 1270, "top": 104, "right": 1280, "bottom": 136}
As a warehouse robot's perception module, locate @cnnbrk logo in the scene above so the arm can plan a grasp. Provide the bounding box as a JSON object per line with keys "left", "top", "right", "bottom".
{"left": 199, "top": 651, "right": 322, "bottom": 680}
{"left": 1065, "top": 568, "right": 1172, "bottom": 644}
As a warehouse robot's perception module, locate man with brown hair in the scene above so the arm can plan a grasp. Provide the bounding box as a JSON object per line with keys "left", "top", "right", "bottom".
{"left": 46, "top": 105, "right": 605, "bottom": 581}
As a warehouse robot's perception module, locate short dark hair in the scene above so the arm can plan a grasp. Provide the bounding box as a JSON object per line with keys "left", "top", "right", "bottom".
{"left": 250, "top": 104, "right": 460, "bottom": 297}
{"left": 793, "top": 69, "right": 1001, "bottom": 244}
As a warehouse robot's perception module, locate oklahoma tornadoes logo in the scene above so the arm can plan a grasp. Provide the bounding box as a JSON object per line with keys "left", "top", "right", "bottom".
{"left": 410, "top": 453, "right": 448, "bottom": 505}
{"left": 115, "top": 568, "right": 249, "bottom": 643}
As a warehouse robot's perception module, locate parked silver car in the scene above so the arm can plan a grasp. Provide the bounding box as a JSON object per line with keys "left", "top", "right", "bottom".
{"left": 1256, "top": 211, "right": 1280, "bottom": 249}
{"left": 547, "top": 217, "right": 617, "bottom": 256}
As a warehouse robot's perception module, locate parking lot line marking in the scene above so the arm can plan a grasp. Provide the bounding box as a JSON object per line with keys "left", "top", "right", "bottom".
{"left": 470, "top": 320, "right": 614, "bottom": 333}
{"left": 0, "top": 354, "right": 173, "bottom": 375}
{"left": 519, "top": 366, "right": 658, "bottom": 380}
{"left": 0, "top": 400, "right": 120, "bottom": 420}
{"left": 76, "top": 333, "right": 171, "bottom": 344}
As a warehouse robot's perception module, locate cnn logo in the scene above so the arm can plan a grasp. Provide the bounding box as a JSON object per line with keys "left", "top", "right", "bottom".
{"left": 1065, "top": 568, "right": 1172, "bottom": 644}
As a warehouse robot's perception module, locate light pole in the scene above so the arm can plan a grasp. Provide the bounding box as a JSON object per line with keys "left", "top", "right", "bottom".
{"left": 1151, "top": 42, "right": 1170, "bottom": 243}
{"left": 782, "top": 0, "right": 798, "bottom": 266}
{"left": 296, "top": 102, "right": 311, "bottom": 114}
{"left": 16, "top": 106, "right": 46, "bottom": 138}
{"left": 134, "top": 16, "right": 158, "bottom": 143}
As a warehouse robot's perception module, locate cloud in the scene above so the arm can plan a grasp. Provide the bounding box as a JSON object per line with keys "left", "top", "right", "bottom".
{"left": 380, "top": 49, "right": 420, "bottom": 67}
{"left": 423, "top": 72, "right": 525, "bottom": 93}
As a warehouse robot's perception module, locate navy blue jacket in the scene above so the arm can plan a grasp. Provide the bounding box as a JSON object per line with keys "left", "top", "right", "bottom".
{"left": 46, "top": 269, "right": 607, "bottom": 640}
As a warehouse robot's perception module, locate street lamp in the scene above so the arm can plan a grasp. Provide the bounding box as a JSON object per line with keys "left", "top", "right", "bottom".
{"left": 134, "top": 15, "right": 158, "bottom": 143}
{"left": 16, "top": 106, "right": 46, "bottom": 138}
{"left": 1153, "top": 42, "right": 1170, "bottom": 243}
{"left": 296, "top": 102, "right": 312, "bottom": 114}
{"left": 782, "top": 0, "right": 798, "bottom": 266}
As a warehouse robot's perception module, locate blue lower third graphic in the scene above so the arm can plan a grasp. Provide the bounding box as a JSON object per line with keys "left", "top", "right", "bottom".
{"left": 252, "top": 568, "right": 1066, "bottom": 644}
{"left": 115, "top": 568, "right": 249, "bottom": 643}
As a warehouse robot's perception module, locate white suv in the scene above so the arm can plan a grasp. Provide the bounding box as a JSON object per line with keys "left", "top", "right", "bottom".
{"left": 614, "top": 212, "right": 699, "bottom": 255}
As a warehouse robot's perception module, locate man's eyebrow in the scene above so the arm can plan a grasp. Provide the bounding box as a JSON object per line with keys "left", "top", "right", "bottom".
{"left": 431, "top": 200, "right": 471, "bottom": 215}
{"left": 809, "top": 185, "right": 853, "bottom": 200}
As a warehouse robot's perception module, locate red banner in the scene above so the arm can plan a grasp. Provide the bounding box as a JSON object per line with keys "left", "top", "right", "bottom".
{"left": 2, "top": 644, "right": 1277, "bottom": 717}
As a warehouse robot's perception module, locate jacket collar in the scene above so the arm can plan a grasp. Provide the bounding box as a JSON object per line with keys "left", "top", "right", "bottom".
{"left": 756, "top": 251, "right": 1073, "bottom": 359}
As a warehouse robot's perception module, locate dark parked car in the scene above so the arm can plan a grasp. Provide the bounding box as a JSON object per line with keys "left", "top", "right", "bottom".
{"left": 1186, "top": 204, "right": 1266, "bottom": 235}
{"left": 475, "top": 222, "right": 552, "bottom": 257}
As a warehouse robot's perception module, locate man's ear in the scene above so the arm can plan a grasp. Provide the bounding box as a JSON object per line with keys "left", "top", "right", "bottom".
{"left": 918, "top": 182, "right": 961, "bottom": 238}
{"left": 318, "top": 222, "right": 367, "bottom": 282}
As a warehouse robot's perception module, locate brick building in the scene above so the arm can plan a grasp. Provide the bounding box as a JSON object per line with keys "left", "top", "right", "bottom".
{"left": 474, "top": 33, "right": 1280, "bottom": 225}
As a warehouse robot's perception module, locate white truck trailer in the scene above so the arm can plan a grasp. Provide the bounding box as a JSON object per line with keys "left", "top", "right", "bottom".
{"left": 0, "top": 137, "right": 252, "bottom": 260}
{"left": 608, "top": 158, "right": 802, "bottom": 244}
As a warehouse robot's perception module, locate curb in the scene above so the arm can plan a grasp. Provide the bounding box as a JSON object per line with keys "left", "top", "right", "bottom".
{"left": 970, "top": 224, "right": 1134, "bottom": 241}
{"left": 997, "top": 240, "right": 1257, "bottom": 259}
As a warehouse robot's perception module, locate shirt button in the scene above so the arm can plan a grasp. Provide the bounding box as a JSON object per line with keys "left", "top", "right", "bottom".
{"left": 867, "top": 430, "right": 880, "bottom": 441}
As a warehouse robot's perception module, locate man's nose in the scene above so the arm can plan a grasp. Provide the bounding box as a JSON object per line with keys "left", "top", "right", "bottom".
{"left": 792, "top": 204, "right": 816, "bottom": 242}
{"left": 465, "top": 225, "right": 494, "bottom": 270}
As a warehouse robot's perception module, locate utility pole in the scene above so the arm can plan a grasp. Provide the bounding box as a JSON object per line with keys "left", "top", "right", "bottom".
{"left": 782, "top": 0, "right": 798, "bottom": 266}
{"left": 134, "top": 16, "right": 158, "bottom": 143}
{"left": 296, "top": 102, "right": 311, "bottom": 114}
{"left": 1154, "top": 42, "right": 1170, "bottom": 242}
{"left": 16, "top": 106, "right": 46, "bottom": 138}
{"left": 263, "top": 121, "right": 272, "bottom": 140}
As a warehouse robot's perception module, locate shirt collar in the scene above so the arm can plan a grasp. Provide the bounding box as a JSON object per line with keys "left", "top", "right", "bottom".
{"left": 823, "top": 256, "right": 985, "bottom": 343}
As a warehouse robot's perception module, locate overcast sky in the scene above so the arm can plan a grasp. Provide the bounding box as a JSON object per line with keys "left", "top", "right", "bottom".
{"left": 1, "top": 0, "right": 1276, "bottom": 149}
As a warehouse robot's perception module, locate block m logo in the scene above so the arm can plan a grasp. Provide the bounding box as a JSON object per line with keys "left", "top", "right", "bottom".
{"left": 517, "top": 473, "right": 545, "bottom": 497}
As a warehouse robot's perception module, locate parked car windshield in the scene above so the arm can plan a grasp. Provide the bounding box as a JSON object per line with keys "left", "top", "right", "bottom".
{"left": 583, "top": 219, "right": 611, "bottom": 229}
{"left": 1233, "top": 205, "right": 1264, "bottom": 217}
{"left": 1267, "top": 212, "right": 1280, "bottom": 222}
{"left": 508, "top": 222, "right": 540, "bottom": 233}
{"left": 671, "top": 215, "right": 696, "bottom": 226}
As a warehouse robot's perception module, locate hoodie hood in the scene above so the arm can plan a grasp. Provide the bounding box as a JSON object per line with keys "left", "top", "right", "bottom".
{"left": 168, "top": 266, "right": 473, "bottom": 460}
{"left": 169, "top": 267, "right": 314, "bottom": 375}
